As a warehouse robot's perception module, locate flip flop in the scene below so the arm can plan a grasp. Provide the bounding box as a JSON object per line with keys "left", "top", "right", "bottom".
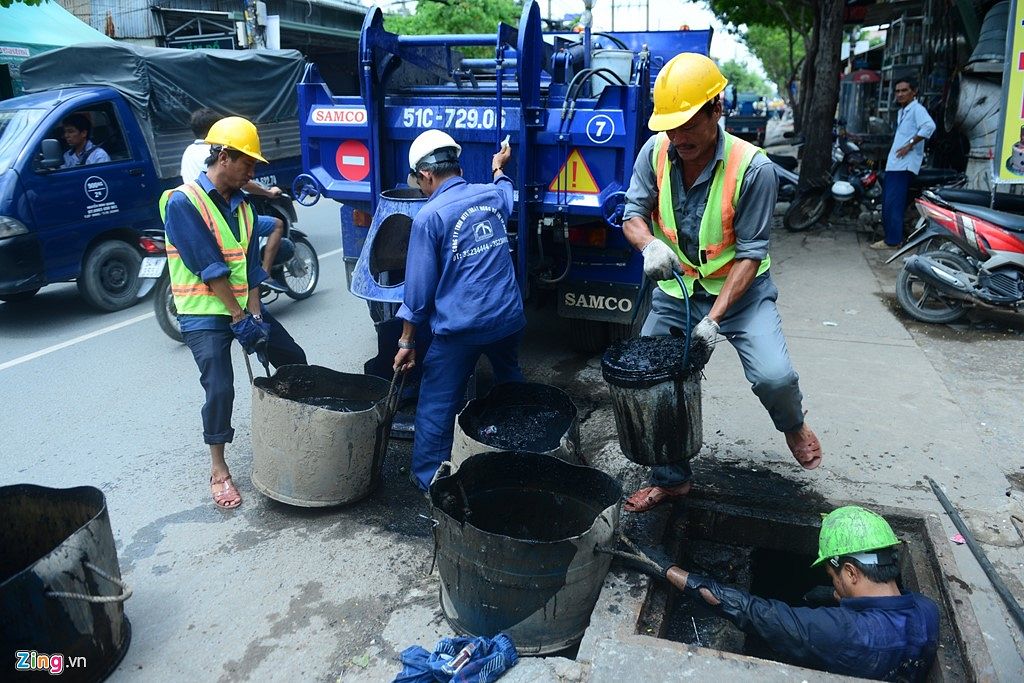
{"left": 785, "top": 426, "right": 822, "bottom": 470}
{"left": 211, "top": 476, "right": 242, "bottom": 509}
{"left": 624, "top": 482, "right": 692, "bottom": 513}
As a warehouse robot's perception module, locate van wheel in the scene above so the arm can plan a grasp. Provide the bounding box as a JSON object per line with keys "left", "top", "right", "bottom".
{"left": 0, "top": 288, "right": 40, "bottom": 303}
{"left": 78, "top": 240, "right": 142, "bottom": 311}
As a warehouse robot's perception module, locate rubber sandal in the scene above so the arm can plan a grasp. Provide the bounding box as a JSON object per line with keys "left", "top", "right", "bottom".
{"left": 786, "top": 426, "right": 822, "bottom": 470}
{"left": 624, "top": 482, "right": 691, "bottom": 513}
{"left": 211, "top": 476, "right": 242, "bottom": 509}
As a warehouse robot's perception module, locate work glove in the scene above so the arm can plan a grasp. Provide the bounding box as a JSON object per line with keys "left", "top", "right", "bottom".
{"left": 641, "top": 239, "right": 681, "bottom": 281}
{"left": 230, "top": 314, "right": 270, "bottom": 355}
{"left": 689, "top": 316, "right": 720, "bottom": 360}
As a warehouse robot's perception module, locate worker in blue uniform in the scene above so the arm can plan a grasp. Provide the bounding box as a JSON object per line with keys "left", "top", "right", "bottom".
{"left": 617, "top": 506, "right": 939, "bottom": 681}
{"left": 393, "top": 130, "right": 526, "bottom": 491}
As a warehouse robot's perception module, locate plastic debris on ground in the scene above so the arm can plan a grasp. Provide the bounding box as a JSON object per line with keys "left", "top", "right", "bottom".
{"left": 950, "top": 533, "right": 966, "bottom": 545}
{"left": 393, "top": 633, "right": 518, "bottom": 683}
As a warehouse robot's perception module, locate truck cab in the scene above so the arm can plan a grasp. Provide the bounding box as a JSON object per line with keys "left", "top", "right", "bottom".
{"left": 0, "top": 87, "right": 159, "bottom": 309}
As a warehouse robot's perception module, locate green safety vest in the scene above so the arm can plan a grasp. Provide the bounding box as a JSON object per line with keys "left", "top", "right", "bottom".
{"left": 650, "top": 130, "right": 772, "bottom": 298}
{"left": 158, "top": 182, "right": 254, "bottom": 316}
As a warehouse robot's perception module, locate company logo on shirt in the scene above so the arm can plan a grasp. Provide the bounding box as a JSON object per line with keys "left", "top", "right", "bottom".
{"left": 472, "top": 221, "right": 494, "bottom": 242}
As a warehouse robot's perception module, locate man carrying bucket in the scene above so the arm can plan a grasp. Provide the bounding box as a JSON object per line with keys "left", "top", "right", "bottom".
{"left": 612, "top": 506, "right": 940, "bottom": 680}
{"left": 162, "top": 116, "right": 307, "bottom": 509}
{"left": 620, "top": 53, "right": 821, "bottom": 513}
{"left": 393, "top": 130, "right": 526, "bottom": 492}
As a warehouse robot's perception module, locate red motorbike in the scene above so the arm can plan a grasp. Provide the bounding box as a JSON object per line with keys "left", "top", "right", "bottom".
{"left": 887, "top": 189, "right": 1024, "bottom": 323}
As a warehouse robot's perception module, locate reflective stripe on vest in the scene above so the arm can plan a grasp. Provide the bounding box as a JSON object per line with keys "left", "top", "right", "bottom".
{"left": 159, "top": 182, "right": 254, "bottom": 316}
{"left": 650, "top": 131, "right": 771, "bottom": 298}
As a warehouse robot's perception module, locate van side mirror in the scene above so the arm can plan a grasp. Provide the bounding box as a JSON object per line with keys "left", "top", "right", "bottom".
{"left": 38, "top": 139, "right": 63, "bottom": 169}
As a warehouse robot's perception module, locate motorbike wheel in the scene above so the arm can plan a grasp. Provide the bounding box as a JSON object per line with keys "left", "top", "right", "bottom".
{"left": 784, "top": 189, "right": 832, "bottom": 232}
{"left": 895, "top": 249, "right": 972, "bottom": 324}
{"left": 283, "top": 236, "right": 319, "bottom": 301}
{"left": 154, "top": 274, "right": 184, "bottom": 343}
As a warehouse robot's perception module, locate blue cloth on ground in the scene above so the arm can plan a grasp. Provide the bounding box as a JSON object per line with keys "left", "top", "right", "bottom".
{"left": 393, "top": 633, "right": 518, "bottom": 683}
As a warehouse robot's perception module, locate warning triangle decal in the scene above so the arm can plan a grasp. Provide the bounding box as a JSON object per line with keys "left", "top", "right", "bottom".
{"left": 549, "top": 149, "right": 600, "bottom": 194}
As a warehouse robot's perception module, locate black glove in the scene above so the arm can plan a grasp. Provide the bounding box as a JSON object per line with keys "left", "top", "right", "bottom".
{"left": 230, "top": 314, "right": 270, "bottom": 355}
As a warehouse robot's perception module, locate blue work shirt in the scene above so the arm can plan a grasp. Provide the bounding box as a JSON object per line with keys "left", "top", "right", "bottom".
{"left": 397, "top": 174, "right": 525, "bottom": 344}
{"left": 163, "top": 172, "right": 268, "bottom": 332}
{"left": 886, "top": 99, "right": 936, "bottom": 174}
{"left": 688, "top": 573, "right": 940, "bottom": 681}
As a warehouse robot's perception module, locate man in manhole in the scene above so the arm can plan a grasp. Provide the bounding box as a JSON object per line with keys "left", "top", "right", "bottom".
{"left": 620, "top": 52, "right": 822, "bottom": 512}
{"left": 623, "top": 506, "right": 940, "bottom": 680}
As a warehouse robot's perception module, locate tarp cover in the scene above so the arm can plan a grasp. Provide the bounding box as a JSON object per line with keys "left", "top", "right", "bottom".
{"left": 20, "top": 43, "right": 305, "bottom": 130}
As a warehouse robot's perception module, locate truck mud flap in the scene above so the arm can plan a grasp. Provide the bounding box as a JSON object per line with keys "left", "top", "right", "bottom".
{"left": 558, "top": 281, "right": 639, "bottom": 325}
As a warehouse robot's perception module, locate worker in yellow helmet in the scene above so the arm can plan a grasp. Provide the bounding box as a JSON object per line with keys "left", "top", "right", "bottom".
{"left": 620, "top": 53, "right": 822, "bottom": 513}
{"left": 161, "top": 116, "right": 307, "bottom": 509}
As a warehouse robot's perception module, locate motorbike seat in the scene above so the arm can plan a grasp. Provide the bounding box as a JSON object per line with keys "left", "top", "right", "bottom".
{"left": 950, "top": 202, "right": 1024, "bottom": 233}
{"left": 935, "top": 187, "right": 1024, "bottom": 214}
{"left": 767, "top": 153, "right": 798, "bottom": 171}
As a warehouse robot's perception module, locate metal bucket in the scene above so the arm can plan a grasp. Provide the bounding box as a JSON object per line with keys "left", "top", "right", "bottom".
{"left": 451, "top": 382, "right": 580, "bottom": 469}
{"left": 429, "top": 451, "right": 621, "bottom": 654}
{"left": 1, "top": 485, "right": 132, "bottom": 681}
{"left": 601, "top": 336, "right": 703, "bottom": 465}
{"left": 349, "top": 188, "right": 428, "bottom": 304}
{"left": 251, "top": 365, "right": 393, "bottom": 507}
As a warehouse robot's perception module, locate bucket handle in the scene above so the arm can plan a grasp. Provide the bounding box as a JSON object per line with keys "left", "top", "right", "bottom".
{"left": 46, "top": 561, "right": 133, "bottom": 604}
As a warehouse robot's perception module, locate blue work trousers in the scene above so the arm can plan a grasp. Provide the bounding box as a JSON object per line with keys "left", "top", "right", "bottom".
{"left": 182, "top": 310, "right": 306, "bottom": 444}
{"left": 882, "top": 170, "right": 914, "bottom": 246}
{"left": 640, "top": 276, "right": 804, "bottom": 486}
{"left": 411, "top": 330, "right": 524, "bottom": 490}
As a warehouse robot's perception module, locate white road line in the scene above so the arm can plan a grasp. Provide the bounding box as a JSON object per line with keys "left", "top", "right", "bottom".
{"left": 0, "top": 312, "right": 156, "bottom": 372}
{"left": 1, "top": 247, "right": 344, "bottom": 372}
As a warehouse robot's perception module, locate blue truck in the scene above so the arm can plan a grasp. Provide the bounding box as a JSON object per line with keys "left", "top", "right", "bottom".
{"left": 296, "top": 1, "right": 711, "bottom": 351}
{"left": 0, "top": 44, "right": 303, "bottom": 310}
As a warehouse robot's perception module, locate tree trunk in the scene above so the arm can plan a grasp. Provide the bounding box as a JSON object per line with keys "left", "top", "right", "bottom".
{"left": 798, "top": 0, "right": 844, "bottom": 189}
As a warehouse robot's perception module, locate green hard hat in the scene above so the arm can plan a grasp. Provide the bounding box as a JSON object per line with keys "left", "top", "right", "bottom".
{"left": 811, "top": 505, "right": 901, "bottom": 567}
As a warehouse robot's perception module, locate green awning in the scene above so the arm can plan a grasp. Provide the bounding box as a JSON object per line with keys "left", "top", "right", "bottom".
{"left": 0, "top": 2, "right": 112, "bottom": 48}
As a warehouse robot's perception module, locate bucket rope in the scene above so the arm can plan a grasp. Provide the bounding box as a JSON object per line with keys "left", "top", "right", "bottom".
{"left": 46, "top": 561, "right": 133, "bottom": 603}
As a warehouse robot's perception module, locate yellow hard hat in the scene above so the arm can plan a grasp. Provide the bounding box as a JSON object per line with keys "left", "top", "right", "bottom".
{"left": 205, "top": 116, "right": 267, "bottom": 164}
{"left": 648, "top": 53, "right": 728, "bottom": 132}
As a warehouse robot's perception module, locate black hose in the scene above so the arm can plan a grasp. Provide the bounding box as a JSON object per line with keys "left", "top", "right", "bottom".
{"left": 592, "top": 32, "right": 630, "bottom": 50}
{"left": 926, "top": 476, "right": 1024, "bottom": 635}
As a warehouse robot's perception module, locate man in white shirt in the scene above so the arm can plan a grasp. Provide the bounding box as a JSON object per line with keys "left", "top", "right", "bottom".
{"left": 872, "top": 79, "right": 936, "bottom": 249}
{"left": 180, "top": 109, "right": 287, "bottom": 281}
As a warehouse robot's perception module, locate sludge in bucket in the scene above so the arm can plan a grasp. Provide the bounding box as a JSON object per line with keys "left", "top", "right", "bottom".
{"left": 429, "top": 451, "right": 621, "bottom": 654}
{"left": 251, "top": 365, "right": 392, "bottom": 507}
{"left": 451, "top": 382, "right": 580, "bottom": 469}
{"left": 601, "top": 336, "right": 703, "bottom": 466}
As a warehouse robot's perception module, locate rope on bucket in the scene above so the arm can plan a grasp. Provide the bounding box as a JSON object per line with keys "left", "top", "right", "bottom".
{"left": 46, "top": 561, "right": 133, "bottom": 603}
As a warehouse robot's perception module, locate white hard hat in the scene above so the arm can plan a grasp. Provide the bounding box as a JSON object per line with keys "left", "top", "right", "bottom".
{"left": 408, "top": 129, "right": 462, "bottom": 172}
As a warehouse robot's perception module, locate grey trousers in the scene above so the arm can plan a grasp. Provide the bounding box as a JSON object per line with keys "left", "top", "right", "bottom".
{"left": 640, "top": 275, "right": 804, "bottom": 486}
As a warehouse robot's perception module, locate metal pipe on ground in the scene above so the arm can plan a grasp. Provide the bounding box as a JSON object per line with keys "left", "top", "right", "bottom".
{"left": 926, "top": 476, "right": 1024, "bottom": 635}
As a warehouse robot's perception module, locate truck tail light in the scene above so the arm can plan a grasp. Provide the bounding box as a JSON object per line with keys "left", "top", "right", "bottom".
{"left": 353, "top": 209, "right": 372, "bottom": 227}
{"left": 567, "top": 226, "right": 607, "bottom": 248}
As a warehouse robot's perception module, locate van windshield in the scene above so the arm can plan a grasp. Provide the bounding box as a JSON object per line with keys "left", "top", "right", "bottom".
{"left": 0, "top": 109, "right": 47, "bottom": 173}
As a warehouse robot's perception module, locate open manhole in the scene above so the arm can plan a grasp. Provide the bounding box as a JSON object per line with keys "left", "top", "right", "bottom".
{"left": 635, "top": 492, "right": 992, "bottom": 681}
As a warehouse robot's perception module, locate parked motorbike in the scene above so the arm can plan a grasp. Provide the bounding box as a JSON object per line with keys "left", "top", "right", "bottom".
{"left": 886, "top": 190, "right": 1024, "bottom": 324}
{"left": 138, "top": 193, "right": 319, "bottom": 342}
{"left": 783, "top": 125, "right": 963, "bottom": 232}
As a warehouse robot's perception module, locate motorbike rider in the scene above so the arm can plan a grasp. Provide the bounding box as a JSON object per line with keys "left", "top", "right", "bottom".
{"left": 392, "top": 130, "right": 526, "bottom": 492}
{"left": 161, "top": 116, "right": 307, "bottom": 509}
{"left": 181, "top": 107, "right": 289, "bottom": 284}
{"left": 622, "top": 506, "right": 939, "bottom": 681}
{"left": 620, "top": 52, "right": 822, "bottom": 513}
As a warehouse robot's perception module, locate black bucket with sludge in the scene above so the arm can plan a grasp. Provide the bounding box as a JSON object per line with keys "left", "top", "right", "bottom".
{"left": 429, "top": 451, "right": 621, "bottom": 654}
{"left": 251, "top": 365, "right": 392, "bottom": 506}
{"left": 1, "top": 485, "right": 132, "bottom": 681}
{"left": 601, "top": 336, "right": 703, "bottom": 465}
{"left": 451, "top": 382, "right": 581, "bottom": 469}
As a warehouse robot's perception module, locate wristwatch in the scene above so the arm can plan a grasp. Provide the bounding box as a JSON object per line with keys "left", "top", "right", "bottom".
{"left": 398, "top": 339, "right": 416, "bottom": 350}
